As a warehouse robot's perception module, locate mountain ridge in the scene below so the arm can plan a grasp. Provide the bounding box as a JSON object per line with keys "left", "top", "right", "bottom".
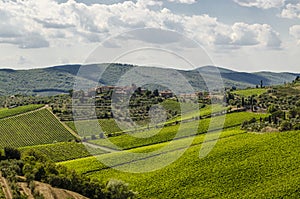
{"left": 0, "top": 64, "right": 298, "bottom": 96}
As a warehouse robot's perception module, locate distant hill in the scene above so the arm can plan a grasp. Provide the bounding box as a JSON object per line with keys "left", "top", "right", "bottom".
{"left": 0, "top": 64, "right": 298, "bottom": 96}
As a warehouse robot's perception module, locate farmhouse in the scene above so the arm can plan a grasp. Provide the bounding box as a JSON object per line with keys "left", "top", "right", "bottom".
{"left": 160, "top": 90, "right": 174, "bottom": 98}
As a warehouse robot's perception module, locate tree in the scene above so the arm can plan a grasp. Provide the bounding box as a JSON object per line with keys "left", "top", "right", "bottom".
{"left": 4, "top": 147, "right": 21, "bottom": 160}
{"left": 241, "top": 97, "right": 245, "bottom": 107}
{"left": 68, "top": 89, "right": 74, "bottom": 97}
{"left": 145, "top": 90, "right": 152, "bottom": 97}
{"left": 288, "top": 109, "right": 298, "bottom": 119}
{"left": 34, "top": 164, "right": 46, "bottom": 181}
{"left": 260, "top": 80, "right": 263, "bottom": 88}
{"left": 105, "top": 179, "right": 137, "bottom": 199}
{"left": 91, "top": 135, "right": 97, "bottom": 140}
{"left": 153, "top": 89, "right": 159, "bottom": 97}
{"left": 99, "top": 132, "right": 105, "bottom": 139}
{"left": 267, "top": 105, "right": 277, "bottom": 114}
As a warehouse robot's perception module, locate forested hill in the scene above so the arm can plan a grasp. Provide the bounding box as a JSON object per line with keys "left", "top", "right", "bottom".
{"left": 0, "top": 64, "right": 298, "bottom": 96}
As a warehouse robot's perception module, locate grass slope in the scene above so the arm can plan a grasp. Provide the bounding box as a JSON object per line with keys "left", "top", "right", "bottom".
{"left": 0, "top": 109, "right": 75, "bottom": 148}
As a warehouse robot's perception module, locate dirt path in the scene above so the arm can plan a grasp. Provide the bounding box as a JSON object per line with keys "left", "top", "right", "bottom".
{"left": 0, "top": 173, "right": 12, "bottom": 199}
{"left": 83, "top": 141, "right": 119, "bottom": 153}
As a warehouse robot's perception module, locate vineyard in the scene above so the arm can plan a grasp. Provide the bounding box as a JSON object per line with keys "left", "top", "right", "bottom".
{"left": 60, "top": 128, "right": 246, "bottom": 174}
{"left": 65, "top": 119, "right": 122, "bottom": 137}
{"left": 169, "top": 104, "right": 227, "bottom": 123}
{"left": 0, "top": 104, "right": 44, "bottom": 119}
{"left": 62, "top": 130, "right": 300, "bottom": 198}
{"left": 20, "top": 142, "right": 107, "bottom": 162}
{"left": 0, "top": 109, "right": 75, "bottom": 149}
{"left": 89, "top": 112, "right": 267, "bottom": 150}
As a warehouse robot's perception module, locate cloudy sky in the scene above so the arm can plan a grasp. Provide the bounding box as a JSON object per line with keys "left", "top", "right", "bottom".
{"left": 0, "top": 0, "right": 300, "bottom": 72}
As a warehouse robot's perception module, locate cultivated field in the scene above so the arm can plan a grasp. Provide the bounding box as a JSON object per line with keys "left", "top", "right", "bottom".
{"left": 20, "top": 142, "right": 107, "bottom": 162}
{"left": 0, "top": 104, "right": 43, "bottom": 119}
{"left": 89, "top": 112, "right": 267, "bottom": 150}
{"left": 0, "top": 109, "right": 75, "bottom": 148}
{"left": 61, "top": 129, "right": 300, "bottom": 198}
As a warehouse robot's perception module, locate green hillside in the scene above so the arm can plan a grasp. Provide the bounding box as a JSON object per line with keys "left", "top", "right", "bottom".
{"left": 61, "top": 129, "right": 300, "bottom": 198}
{"left": 0, "top": 108, "right": 75, "bottom": 148}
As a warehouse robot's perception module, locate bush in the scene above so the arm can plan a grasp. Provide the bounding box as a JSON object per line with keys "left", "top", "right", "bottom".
{"left": 241, "top": 120, "right": 249, "bottom": 129}
{"left": 91, "top": 135, "right": 97, "bottom": 140}
{"left": 293, "top": 123, "right": 300, "bottom": 130}
{"left": 105, "top": 179, "right": 137, "bottom": 199}
{"left": 279, "top": 121, "right": 292, "bottom": 132}
{"left": 249, "top": 117, "right": 256, "bottom": 124}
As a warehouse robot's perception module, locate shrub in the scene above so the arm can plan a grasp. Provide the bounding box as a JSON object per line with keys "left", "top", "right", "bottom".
{"left": 279, "top": 121, "right": 292, "bottom": 132}
{"left": 293, "top": 123, "right": 300, "bottom": 130}
{"left": 105, "top": 179, "right": 138, "bottom": 199}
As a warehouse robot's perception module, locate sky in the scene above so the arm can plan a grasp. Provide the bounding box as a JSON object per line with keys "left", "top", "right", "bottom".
{"left": 0, "top": 0, "right": 300, "bottom": 72}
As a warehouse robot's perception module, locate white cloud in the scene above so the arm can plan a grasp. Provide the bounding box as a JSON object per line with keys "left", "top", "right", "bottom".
{"left": 0, "top": 8, "right": 49, "bottom": 48}
{"left": 231, "top": 23, "right": 260, "bottom": 46}
{"left": 281, "top": 3, "right": 300, "bottom": 19}
{"left": 233, "top": 0, "right": 286, "bottom": 9}
{"left": 0, "top": 0, "right": 281, "bottom": 50}
{"left": 167, "top": 0, "right": 197, "bottom": 4}
{"left": 289, "top": 25, "right": 300, "bottom": 44}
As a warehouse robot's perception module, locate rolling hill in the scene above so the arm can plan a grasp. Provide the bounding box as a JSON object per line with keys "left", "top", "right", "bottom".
{"left": 0, "top": 64, "right": 298, "bottom": 96}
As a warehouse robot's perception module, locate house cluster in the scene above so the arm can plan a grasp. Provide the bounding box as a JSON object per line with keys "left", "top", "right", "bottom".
{"left": 85, "top": 85, "right": 211, "bottom": 99}
{"left": 86, "top": 84, "right": 141, "bottom": 97}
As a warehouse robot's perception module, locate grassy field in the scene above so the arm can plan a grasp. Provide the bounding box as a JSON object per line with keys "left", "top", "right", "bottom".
{"left": 233, "top": 88, "right": 268, "bottom": 97}
{"left": 0, "top": 109, "right": 75, "bottom": 148}
{"left": 61, "top": 130, "right": 300, "bottom": 198}
{"left": 0, "top": 104, "right": 43, "bottom": 119}
{"left": 20, "top": 142, "right": 107, "bottom": 162}
{"left": 89, "top": 112, "right": 267, "bottom": 150}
